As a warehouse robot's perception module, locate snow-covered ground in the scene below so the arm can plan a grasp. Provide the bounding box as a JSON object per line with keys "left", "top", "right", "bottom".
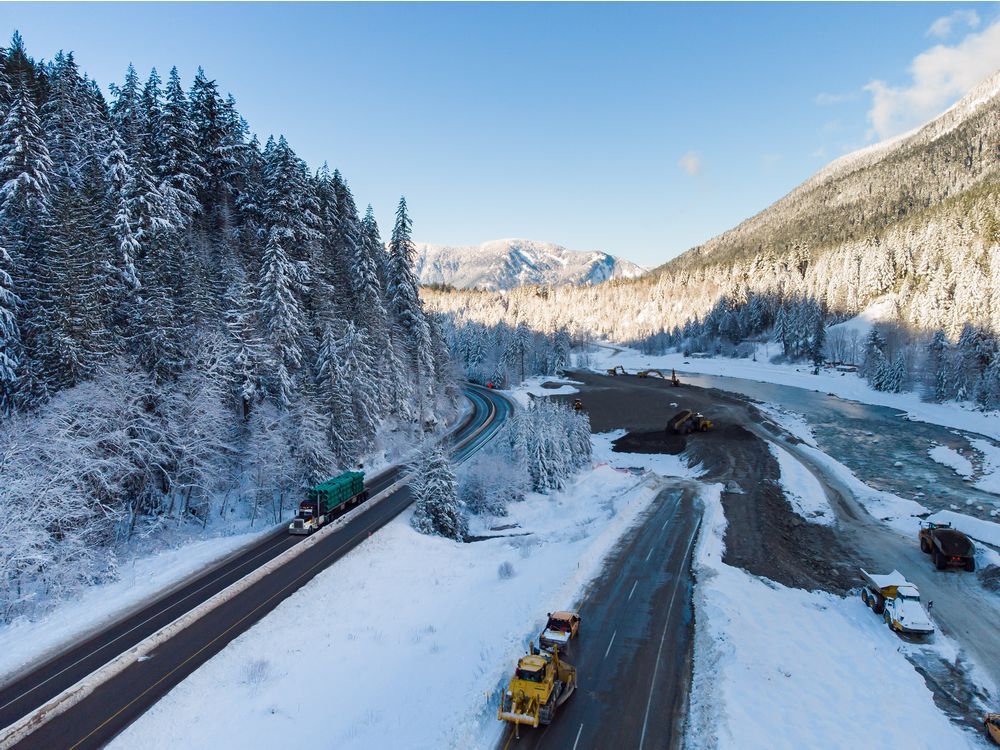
{"left": 767, "top": 442, "right": 834, "bottom": 525}
{"left": 929, "top": 444, "right": 975, "bottom": 478}
{"left": 585, "top": 343, "right": 1000, "bottom": 441}
{"left": 109, "top": 434, "right": 701, "bottom": 750}
{"left": 686, "top": 485, "right": 981, "bottom": 750}
{"left": 969, "top": 437, "right": 1000, "bottom": 496}
{"left": 0, "top": 528, "right": 273, "bottom": 684}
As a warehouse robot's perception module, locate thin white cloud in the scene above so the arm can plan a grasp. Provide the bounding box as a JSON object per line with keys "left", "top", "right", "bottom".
{"left": 864, "top": 17, "right": 1000, "bottom": 140}
{"left": 815, "top": 92, "right": 855, "bottom": 105}
{"left": 926, "top": 9, "right": 979, "bottom": 38}
{"left": 678, "top": 151, "right": 702, "bottom": 176}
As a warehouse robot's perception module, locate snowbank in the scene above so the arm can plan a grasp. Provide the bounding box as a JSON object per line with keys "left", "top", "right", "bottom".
{"left": 506, "top": 375, "right": 580, "bottom": 408}
{"left": 969, "top": 438, "right": 1000, "bottom": 497}
{"left": 686, "top": 486, "right": 977, "bottom": 750}
{"left": 0, "top": 528, "right": 273, "bottom": 683}
{"left": 767, "top": 443, "right": 834, "bottom": 525}
{"left": 928, "top": 444, "right": 974, "bottom": 478}
{"left": 590, "top": 344, "right": 1000, "bottom": 441}
{"left": 110, "top": 435, "right": 694, "bottom": 750}
{"left": 926, "top": 510, "right": 1000, "bottom": 549}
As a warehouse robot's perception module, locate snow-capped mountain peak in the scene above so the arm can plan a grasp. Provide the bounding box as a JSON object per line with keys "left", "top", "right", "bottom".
{"left": 414, "top": 239, "right": 646, "bottom": 290}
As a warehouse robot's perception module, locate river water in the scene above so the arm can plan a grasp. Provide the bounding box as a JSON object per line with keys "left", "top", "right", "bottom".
{"left": 678, "top": 371, "right": 1000, "bottom": 521}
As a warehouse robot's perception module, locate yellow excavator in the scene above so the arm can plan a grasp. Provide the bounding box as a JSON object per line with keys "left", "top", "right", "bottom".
{"left": 606, "top": 365, "right": 627, "bottom": 376}
{"left": 637, "top": 369, "right": 665, "bottom": 379}
{"left": 498, "top": 643, "right": 577, "bottom": 736}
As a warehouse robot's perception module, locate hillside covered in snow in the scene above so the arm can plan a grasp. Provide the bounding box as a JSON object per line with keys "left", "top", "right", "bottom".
{"left": 415, "top": 239, "right": 645, "bottom": 290}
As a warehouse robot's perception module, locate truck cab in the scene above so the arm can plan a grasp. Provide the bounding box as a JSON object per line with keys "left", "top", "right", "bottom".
{"left": 288, "top": 501, "right": 319, "bottom": 535}
{"left": 882, "top": 584, "right": 934, "bottom": 635}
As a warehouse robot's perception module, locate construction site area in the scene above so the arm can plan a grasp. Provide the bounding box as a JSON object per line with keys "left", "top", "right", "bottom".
{"left": 504, "top": 367, "right": 1000, "bottom": 748}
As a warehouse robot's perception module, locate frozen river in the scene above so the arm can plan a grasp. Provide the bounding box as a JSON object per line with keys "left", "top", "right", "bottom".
{"left": 678, "top": 371, "right": 1000, "bottom": 522}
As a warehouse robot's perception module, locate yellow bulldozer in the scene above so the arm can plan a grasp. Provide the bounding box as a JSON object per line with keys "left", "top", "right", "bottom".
{"left": 498, "top": 643, "right": 577, "bottom": 736}
{"left": 668, "top": 409, "right": 713, "bottom": 434}
{"left": 606, "top": 365, "right": 626, "bottom": 376}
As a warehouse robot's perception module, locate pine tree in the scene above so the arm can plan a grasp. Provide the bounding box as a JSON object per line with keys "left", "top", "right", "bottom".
{"left": 410, "top": 447, "right": 465, "bottom": 541}
{"left": 159, "top": 66, "right": 203, "bottom": 225}
{"left": 386, "top": 197, "right": 433, "bottom": 415}
{"left": 0, "top": 243, "right": 21, "bottom": 408}
{"left": 0, "top": 74, "right": 52, "bottom": 221}
{"left": 258, "top": 227, "right": 304, "bottom": 406}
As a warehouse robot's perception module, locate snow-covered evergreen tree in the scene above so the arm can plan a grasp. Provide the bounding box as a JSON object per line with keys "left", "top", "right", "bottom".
{"left": 410, "top": 446, "right": 465, "bottom": 541}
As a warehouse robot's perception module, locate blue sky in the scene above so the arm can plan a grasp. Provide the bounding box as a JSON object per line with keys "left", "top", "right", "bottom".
{"left": 4, "top": 2, "right": 999, "bottom": 267}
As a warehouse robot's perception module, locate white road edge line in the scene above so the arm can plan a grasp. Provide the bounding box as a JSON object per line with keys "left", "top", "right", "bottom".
{"left": 604, "top": 630, "right": 617, "bottom": 660}
{"left": 572, "top": 722, "right": 585, "bottom": 750}
{"left": 637, "top": 518, "right": 701, "bottom": 750}
{"left": 644, "top": 547, "right": 653, "bottom": 562}
{"left": 628, "top": 579, "right": 639, "bottom": 601}
{"left": 0, "top": 389, "right": 506, "bottom": 750}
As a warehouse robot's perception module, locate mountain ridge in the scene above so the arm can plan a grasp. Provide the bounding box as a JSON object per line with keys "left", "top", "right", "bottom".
{"left": 414, "top": 238, "right": 646, "bottom": 291}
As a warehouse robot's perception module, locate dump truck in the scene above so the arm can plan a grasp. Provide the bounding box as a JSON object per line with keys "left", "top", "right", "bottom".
{"left": 919, "top": 521, "right": 976, "bottom": 571}
{"left": 985, "top": 713, "right": 1000, "bottom": 745}
{"left": 498, "top": 642, "right": 576, "bottom": 735}
{"left": 606, "top": 365, "right": 627, "bottom": 376}
{"left": 539, "top": 611, "right": 581, "bottom": 652}
{"left": 573, "top": 399, "right": 583, "bottom": 412}
{"left": 288, "top": 471, "right": 367, "bottom": 535}
{"left": 668, "top": 409, "right": 712, "bottom": 434}
{"left": 859, "top": 568, "right": 935, "bottom": 636}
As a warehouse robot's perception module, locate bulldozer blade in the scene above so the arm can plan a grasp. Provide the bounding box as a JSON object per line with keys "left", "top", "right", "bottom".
{"left": 555, "top": 680, "right": 576, "bottom": 708}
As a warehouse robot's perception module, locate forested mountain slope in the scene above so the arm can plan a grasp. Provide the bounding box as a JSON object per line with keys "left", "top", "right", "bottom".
{"left": 660, "top": 68, "right": 1000, "bottom": 275}
{"left": 0, "top": 33, "right": 454, "bottom": 618}
{"left": 415, "top": 238, "right": 645, "bottom": 290}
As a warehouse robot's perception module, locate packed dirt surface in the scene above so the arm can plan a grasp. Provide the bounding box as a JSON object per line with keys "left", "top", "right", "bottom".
{"left": 560, "top": 371, "right": 867, "bottom": 593}
{"left": 611, "top": 430, "right": 684, "bottom": 455}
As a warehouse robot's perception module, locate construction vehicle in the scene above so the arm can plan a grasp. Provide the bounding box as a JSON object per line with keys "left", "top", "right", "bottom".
{"left": 919, "top": 521, "right": 976, "bottom": 571}
{"left": 670, "top": 369, "right": 681, "bottom": 386}
{"left": 288, "top": 471, "right": 367, "bottom": 534}
{"left": 637, "top": 369, "right": 665, "bottom": 379}
{"left": 573, "top": 399, "right": 583, "bottom": 413}
{"left": 606, "top": 365, "right": 627, "bottom": 376}
{"left": 859, "top": 569, "right": 935, "bottom": 636}
{"left": 668, "top": 409, "right": 713, "bottom": 435}
{"left": 985, "top": 713, "right": 1000, "bottom": 745}
{"left": 539, "top": 611, "right": 581, "bottom": 652}
{"left": 498, "top": 642, "right": 576, "bottom": 735}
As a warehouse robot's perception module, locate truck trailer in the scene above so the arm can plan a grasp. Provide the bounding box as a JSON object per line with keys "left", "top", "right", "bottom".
{"left": 288, "top": 471, "right": 367, "bottom": 535}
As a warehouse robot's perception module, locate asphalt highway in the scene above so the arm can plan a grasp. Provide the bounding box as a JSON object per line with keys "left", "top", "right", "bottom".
{"left": 1, "top": 384, "right": 512, "bottom": 750}
{"left": 501, "top": 486, "right": 700, "bottom": 750}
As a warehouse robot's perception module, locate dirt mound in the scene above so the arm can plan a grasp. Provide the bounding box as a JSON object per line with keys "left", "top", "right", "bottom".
{"left": 979, "top": 565, "right": 1000, "bottom": 592}
{"left": 685, "top": 429, "right": 868, "bottom": 594}
{"left": 612, "top": 430, "right": 685, "bottom": 455}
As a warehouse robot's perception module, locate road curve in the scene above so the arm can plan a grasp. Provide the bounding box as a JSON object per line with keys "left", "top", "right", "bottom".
{"left": 1, "top": 385, "right": 512, "bottom": 750}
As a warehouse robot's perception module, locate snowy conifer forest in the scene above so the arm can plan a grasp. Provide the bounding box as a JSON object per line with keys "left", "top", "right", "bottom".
{"left": 0, "top": 34, "right": 457, "bottom": 619}
{"left": 409, "top": 399, "right": 593, "bottom": 542}
{"left": 424, "top": 71, "right": 1000, "bottom": 407}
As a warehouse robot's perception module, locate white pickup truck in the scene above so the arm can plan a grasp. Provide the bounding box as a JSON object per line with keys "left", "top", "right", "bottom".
{"left": 860, "top": 569, "right": 935, "bottom": 636}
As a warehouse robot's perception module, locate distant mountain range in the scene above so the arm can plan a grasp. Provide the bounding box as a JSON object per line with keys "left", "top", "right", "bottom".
{"left": 414, "top": 239, "right": 646, "bottom": 291}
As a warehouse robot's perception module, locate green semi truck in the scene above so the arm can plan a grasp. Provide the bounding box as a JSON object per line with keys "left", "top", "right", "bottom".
{"left": 288, "top": 471, "right": 367, "bottom": 535}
